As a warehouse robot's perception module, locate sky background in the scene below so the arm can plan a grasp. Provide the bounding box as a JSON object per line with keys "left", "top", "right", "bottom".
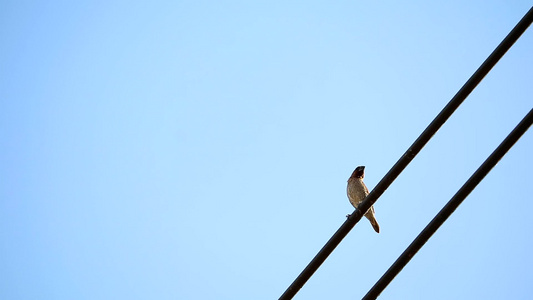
{"left": 1, "top": 1, "right": 532, "bottom": 299}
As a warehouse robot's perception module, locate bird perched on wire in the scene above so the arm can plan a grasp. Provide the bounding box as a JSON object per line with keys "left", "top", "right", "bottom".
{"left": 347, "top": 166, "right": 380, "bottom": 233}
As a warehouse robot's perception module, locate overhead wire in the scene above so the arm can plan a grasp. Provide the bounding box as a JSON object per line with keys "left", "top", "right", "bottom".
{"left": 279, "top": 6, "right": 533, "bottom": 300}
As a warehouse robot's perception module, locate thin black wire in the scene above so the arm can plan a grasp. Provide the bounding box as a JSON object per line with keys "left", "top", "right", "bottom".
{"left": 363, "top": 108, "right": 533, "bottom": 300}
{"left": 279, "top": 6, "right": 533, "bottom": 300}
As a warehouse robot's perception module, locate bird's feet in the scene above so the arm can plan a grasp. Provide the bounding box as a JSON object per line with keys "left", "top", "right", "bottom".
{"left": 346, "top": 214, "right": 351, "bottom": 218}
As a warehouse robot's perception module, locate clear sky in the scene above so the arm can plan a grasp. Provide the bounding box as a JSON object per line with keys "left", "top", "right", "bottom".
{"left": 1, "top": 1, "right": 532, "bottom": 299}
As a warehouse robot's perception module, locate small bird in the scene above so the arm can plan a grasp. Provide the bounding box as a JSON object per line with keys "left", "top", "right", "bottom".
{"left": 347, "top": 166, "right": 380, "bottom": 233}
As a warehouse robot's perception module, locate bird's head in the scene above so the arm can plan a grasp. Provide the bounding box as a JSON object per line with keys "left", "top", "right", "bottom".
{"left": 351, "top": 166, "right": 365, "bottom": 179}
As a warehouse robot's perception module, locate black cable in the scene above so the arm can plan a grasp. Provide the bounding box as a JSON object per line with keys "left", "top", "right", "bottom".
{"left": 363, "top": 108, "right": 533, "bottom": 300}
{"left": 279, "top": 6, "right": 533, "bottom": 300}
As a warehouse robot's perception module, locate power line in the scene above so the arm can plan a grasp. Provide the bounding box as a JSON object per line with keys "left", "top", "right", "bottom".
{"left": 279, "top": 6, "right": 533, "bottom": 300}
{"left": 363, "top": 108, "right": 533, "bottom": 299}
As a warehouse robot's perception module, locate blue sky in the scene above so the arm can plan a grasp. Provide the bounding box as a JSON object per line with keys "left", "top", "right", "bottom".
{"left": 1, "top": 1, "right": 532, "bottom": 299}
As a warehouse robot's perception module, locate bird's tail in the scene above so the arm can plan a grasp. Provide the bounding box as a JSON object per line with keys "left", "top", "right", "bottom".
{"left": 365, "top": 213, "right": 380, "bottom": 233}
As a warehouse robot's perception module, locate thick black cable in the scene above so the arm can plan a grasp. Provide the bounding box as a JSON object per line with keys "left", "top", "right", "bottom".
{"left": 279, "top": 6, "right": 533, "bottom": 300}
{"left": 363, "top": 108, "right": 533, "bottom": 300}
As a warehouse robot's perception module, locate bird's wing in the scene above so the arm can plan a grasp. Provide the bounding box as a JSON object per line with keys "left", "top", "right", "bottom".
{"left": 363, "top": 182, "right": 370, "bottom": 195}
{"left": 363, "top": 182, "right": 374, "bottom": 214}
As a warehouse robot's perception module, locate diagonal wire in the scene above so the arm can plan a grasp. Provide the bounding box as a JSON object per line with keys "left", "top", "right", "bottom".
{"left": 363, "top": 108, "right": 533, "bottom": 300}
{"left": 279, "top": 6, "right": 533, "bottom": 300}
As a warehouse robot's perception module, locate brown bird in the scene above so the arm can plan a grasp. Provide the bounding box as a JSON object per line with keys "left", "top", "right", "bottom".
{"left": 347, "top": 166, "right": 380, "bottom": 233}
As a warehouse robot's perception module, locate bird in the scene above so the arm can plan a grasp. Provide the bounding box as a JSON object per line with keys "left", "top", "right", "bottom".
{"left": 347, "top": 166, "right": 380, "bottom": 233}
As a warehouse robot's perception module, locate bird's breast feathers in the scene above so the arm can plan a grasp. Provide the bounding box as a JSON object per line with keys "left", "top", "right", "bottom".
{"left": 347, "top": 178, "right": 369, "bottom": 206}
